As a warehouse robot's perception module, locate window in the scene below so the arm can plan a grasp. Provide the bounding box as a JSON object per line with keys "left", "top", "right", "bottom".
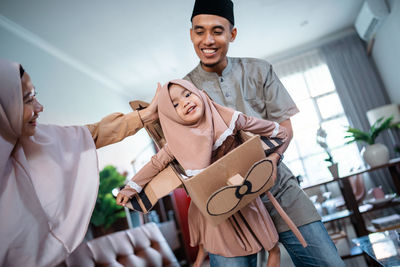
{"left": 274, "top": 50, "right": 363, "bottom": 186}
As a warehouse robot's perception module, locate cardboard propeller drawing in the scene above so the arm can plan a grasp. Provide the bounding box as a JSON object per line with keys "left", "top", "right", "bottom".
{"left": 206, "top": 159, "right": 273, "bottom": 216}
{"left": 126, "top": 101, "right": 307, "bottom": 247}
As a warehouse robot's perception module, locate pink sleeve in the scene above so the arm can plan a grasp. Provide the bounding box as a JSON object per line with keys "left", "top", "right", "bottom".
{"left": 129, "top": 144, "right": 175, "bottom": 189}
{"left": 86, "top": 111, "right": 144, "bottom": 149}
{"left": 235, "top": 113, "right": 287, "bottom": 140}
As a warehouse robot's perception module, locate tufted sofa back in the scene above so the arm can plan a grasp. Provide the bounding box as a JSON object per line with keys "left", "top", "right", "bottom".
{"left": 64, "top": 222, "right": 180, "bottom": 267}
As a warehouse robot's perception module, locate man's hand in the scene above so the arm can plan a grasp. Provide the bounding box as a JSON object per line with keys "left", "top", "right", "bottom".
{"left": 265, "top": 118, "right": 292, "bottom": 184}
{"left": 116, "top": 187, "right": 137, "bottom": 206}
{"left": 138, "top": 82, "right": 161, "bottom": 124}
{"left": 277, "top": 119, "right": 293, "bottom": 153}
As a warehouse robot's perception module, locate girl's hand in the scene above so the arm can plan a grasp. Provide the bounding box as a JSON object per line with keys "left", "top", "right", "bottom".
{"left": 116, "top": 186, "right": 137, "bottom": 206}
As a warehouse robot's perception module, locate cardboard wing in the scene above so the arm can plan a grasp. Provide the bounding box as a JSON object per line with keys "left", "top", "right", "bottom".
{"left": 125, "top": 165, "right": 182, "bottom": 213}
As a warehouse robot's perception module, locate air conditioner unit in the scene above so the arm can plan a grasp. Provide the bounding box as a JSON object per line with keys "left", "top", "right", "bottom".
{"left": 355, "top": 0, "right": 389, "bottom": 41}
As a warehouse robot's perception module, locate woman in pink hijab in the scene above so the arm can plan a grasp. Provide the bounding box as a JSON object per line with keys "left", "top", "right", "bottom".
{"left": 0, "top": 59, "right": 158, "bottom": 267}
{"left": 117, "top": 79, "right": 291, "bottom": 267}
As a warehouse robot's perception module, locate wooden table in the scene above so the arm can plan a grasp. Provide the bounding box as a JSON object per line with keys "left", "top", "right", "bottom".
{"left": 303, "top": 157, "right": 400, "bottom": 237}
{"left": 303, "top": 157, "right": 400, "bottom": 193}
{"left": 338, "top": 157, "right": 400, "bottom": 194}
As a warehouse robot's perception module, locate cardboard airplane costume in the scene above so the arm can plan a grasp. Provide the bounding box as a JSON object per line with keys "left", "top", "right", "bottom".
{"left": 120, "top": 79, "right": 306, "bottom": 248}
{"left": 126, "top": 97, "right": 282, "bottom": 225}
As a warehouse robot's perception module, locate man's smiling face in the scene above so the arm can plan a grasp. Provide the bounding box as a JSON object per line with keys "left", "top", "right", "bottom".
{"left": 190, "top": 14, "right": 237, "bottom": 74}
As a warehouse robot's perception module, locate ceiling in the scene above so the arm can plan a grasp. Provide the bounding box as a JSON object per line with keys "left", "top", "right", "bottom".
{"left": 0, "top": 0, "right": 364, "bottom": 101}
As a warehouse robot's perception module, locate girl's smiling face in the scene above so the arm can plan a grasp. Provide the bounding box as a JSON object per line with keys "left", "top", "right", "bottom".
{"left": 21, "top": 72, "right": 43, "bottom": 136}
{"left": 169, "top": 83, "right": 204, "bottom": 125}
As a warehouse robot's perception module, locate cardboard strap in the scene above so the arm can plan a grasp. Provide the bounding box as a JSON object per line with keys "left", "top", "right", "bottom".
{"left": 129, "top": 195, "right": 143, "bottom": 212}
{"left": 126, "top": 189, "right": 157, "bottom": 213}
{"left": 267, "top": 191, "right": 308, "bottom": 248}
{"left": 240, "top": 131, "right": 283, "bottom": 156}
{"left": 260, "top": 136, "right": 283, "bottom": 156}
{"left": 206, "top": 159, "right": 273, "bottom": 216}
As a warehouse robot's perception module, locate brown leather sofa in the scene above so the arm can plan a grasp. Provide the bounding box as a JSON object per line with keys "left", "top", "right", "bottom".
{"left": 63, "top": 222, "right": 180, "bottom": 267}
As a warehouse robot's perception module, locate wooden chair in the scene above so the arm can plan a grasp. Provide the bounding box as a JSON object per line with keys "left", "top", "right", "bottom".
{"left": 328, "top": 174, "right": 366, "bottom": 249}
{"left": 333, "top": 174, "right": 366, "bottom": 209}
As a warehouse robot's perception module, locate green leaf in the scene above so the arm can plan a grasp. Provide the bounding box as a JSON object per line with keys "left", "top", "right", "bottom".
{"left": 344, "top": 116, "right": 395, "bottom": 145}
{"left": 90, "top": 165, "right": 127, "bottom": 229}
{"left": 391, "top": 122, "right": 400, "bottom": 129}
{"left": 345, "top": 126, "right": 372, "bottom": 144}
{"left": 371, "top": 116, "right": 393, "bottom": 142}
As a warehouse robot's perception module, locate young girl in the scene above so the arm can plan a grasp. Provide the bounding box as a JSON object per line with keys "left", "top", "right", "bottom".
{"left": 117, "top": 79, "right": 288, "bottom": 267}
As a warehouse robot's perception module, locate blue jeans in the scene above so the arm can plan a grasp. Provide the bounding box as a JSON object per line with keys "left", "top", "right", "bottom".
{"left": 209, "top": 252, "right": 257, "bottom": 267}
{"left": 279, "top": 221, "right": 345, "bottom": 267}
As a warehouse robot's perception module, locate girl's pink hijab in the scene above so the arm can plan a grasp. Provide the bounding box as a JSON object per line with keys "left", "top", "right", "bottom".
{"left": 158, "top": 79, "right": 240, "bottom": 175}
{"left": 0, "top": 59, "right": 99, "bottom": 266}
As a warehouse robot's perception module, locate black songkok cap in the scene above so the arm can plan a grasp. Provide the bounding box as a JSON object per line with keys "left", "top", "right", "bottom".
{"left": 191, "top": 0, "right": 234, "bottom": 26}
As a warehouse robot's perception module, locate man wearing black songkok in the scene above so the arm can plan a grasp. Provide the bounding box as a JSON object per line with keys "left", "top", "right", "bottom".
{"left": 191, "top": 0, "right": 234, "bottom": 25}
{"left": 184, "top": 0, "right": 346, "bottom": 266}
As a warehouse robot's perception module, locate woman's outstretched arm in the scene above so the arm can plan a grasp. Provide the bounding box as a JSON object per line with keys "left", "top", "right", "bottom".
{"left": 86, "top": 111, "right": 144, "bottom": 149}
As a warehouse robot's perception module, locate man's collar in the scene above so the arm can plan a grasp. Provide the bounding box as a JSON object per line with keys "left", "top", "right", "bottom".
{"left": 196, "top": 57, "right": 232, "bottom": 77}
{"left": 222, "top": 57, "right": 232, "bottom": 76}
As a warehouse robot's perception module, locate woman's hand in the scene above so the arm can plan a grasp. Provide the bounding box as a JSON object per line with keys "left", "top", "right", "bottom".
{"left": 138, "top": 83, "right": 161, "bottom": 124}
{"left": 116, "top": 186, "right": 137, "bottom": 206}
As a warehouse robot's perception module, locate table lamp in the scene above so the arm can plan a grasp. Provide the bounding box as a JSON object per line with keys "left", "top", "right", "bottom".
{"left": 366, "top": 104, "right": 400, "bottom": 126}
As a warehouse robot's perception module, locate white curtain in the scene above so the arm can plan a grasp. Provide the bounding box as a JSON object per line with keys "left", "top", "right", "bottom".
{"left": 321, "top": 34, "right": 398, "bottom": 191}
{"left": 274, "top": 49, "right": 325, "bottom": 78}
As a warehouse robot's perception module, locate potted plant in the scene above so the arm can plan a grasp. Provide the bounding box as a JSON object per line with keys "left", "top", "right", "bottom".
{"left": 90, "top": 165, "right": 128, "bottom": 237}
{"left": 317, "top": 127, "right": 339, "bottom": 178}
{"left": 324, "top": 150, "right": 339, "bottom": 178}
{"left": 344, "top": 116, "right": 399, "bottom": 167}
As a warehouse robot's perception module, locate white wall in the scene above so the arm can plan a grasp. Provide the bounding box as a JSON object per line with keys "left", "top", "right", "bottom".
{"left": 0, "top": 25, "right": 152, "bottom": 178}
{"left": 372, "top": 0, "right": 400, "bottom": 103}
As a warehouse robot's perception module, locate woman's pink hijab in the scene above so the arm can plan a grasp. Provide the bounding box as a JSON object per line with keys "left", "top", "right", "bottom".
{"left": 158, "top": 79, "right": 240, "bottom": 175}
{"left": 0, "top": 59, "right": 99, "bottom": 266}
